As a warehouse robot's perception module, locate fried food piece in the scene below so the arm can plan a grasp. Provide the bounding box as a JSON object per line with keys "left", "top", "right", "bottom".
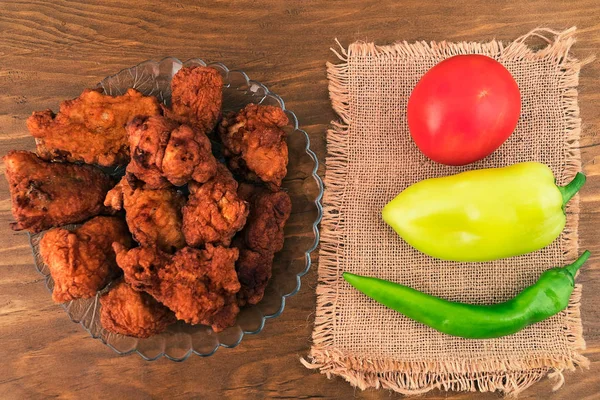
{"left": 125, "top": 115, "right": 174, "bottom": 189}
{"left": 114, "top": 243, "right": 240, "bottom": 332}
{"left": 219, "top": 104, "right": 289, "bottom": 189}
{"left": 39, "top": 216, "right": 132, "bottom": 303}
{"left": 27, "top": 88, "right": 160, "bottom": 167}
{"left": 234, "top": 185, "right": 292, "bottom": 305}
{"left": 235, "top": 246, "right": 275, "bottom": 306}
{"left": 100, "top": 280, "right": 176, "bottom": 338}
{"left": 126, "top": 115, "right": 217, "bottom": 188}
{"left": 105, "top": 177, "right": 185, "bottom": 252}
{"left": 3, "top": 151, "right": 113, "bottom": 233}
{"left": 162, "top": 121, "right": 217, "bottom": 184}
{"left": 182, "top": 164, "right": 249, "bottom": 247}
{"left": 166, "top": 66, "right": 223, "bottom": 134}
{"left": 241, "top": 186, "right": 292, "bottom": 254}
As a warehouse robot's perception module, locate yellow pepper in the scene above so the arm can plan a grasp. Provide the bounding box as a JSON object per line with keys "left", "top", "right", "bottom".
{"left": 382, "top": 162, "right": 585, "bottom": 262}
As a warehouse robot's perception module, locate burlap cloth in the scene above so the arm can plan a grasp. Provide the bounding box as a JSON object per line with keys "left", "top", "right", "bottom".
{"left": 302, "top": 27, "right": 590, "bottom": 395}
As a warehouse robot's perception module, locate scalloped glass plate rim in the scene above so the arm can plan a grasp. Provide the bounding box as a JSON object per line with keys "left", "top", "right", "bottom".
{"left": 29, "top": 56, "right": 323, "bottom": 361}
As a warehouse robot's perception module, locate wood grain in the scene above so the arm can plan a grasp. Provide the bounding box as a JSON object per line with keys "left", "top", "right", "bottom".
{"left": 0, "top": 1, "right": 599, "bottom": 399}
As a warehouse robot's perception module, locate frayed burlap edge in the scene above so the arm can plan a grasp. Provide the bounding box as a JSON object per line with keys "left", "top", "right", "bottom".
{"left": 302, "top": 27, "right": 591, "bottom": 396}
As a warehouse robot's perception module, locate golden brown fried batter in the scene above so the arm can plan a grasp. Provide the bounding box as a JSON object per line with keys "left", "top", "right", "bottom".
{"left": 219, "top": 104, "right": 289, "bottom": 189}
{"left": 27, "top": 88, "right": 160, "bottom": 167}
{"left": 3, "top": 151, "right": 114, "bottom": 233}
{"left": 165, "top": 66, "right": 223, "bottom": 135}
{"left": 234, "top": 185, "right": 292, "bottom": 305}
{"left": 126, "top": 115, "right": 217, "bottom": 188}
{"left": 241, "top": 186, "right": 292, "bottom": 254}
{"left": 105, "top": 177, "right": 185, "bottom": 252}
{"left": 125, "top": 115, "right": 175, "bottom": 189}
{"left": 162, "top": 121, "right": 217, "bottom": 184}
{"left": 114, "top": 243, "right": 240, "bottom": 332}
{"left": 235, "top": 246, "right": 275, "bottom": 306}
{"left": 39, "top": 216, "right": 132, "bottom": 303}
{"left": 100, "top": 280, "right": 176, "bottom": 338}
{"left": 182, "top": 164, "right": 249, "bottom": 247}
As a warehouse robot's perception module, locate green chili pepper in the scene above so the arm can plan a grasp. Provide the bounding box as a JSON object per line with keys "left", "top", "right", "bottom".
{"left": 343, "top": 251, "right": 590, "bottom": 339}
{"left": 382, "top": 162, "right": 586, "bottom": 262}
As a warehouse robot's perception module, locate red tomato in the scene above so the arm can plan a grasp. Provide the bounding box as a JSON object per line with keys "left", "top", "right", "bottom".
{"left": 407, "top": 55, "right": 521, "bottom": 166}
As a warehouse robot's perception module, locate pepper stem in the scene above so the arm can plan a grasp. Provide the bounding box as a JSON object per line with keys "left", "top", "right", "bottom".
{"left": 558, "top": 172, "right": 586, "bottom": 205}
{"left": 565, "top": 250, "right": 591, "bottom": 278}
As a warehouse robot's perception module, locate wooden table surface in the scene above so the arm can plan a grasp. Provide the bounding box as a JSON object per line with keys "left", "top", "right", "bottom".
{"left": 1, "top": 1, "right": 599, "bottom": 399}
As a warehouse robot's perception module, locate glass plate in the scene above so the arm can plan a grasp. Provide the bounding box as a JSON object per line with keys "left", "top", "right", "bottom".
{"left": 29, "top": 57, "right": 323, "bottom": 361}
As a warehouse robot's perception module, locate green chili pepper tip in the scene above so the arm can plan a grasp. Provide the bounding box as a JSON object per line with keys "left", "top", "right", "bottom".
{"left": 565, "top": 250, "right": 591, "bottom": 278}
{"left": 558, "top": 172, "right": 586, "bottom": 205}
{"left": 343, "top": 272, "right": 360, "bottom": 284}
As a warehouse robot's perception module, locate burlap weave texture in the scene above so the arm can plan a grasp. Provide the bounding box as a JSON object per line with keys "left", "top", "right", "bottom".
{"left": 303, "top": 28, "right": 588, "bottom": 395}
